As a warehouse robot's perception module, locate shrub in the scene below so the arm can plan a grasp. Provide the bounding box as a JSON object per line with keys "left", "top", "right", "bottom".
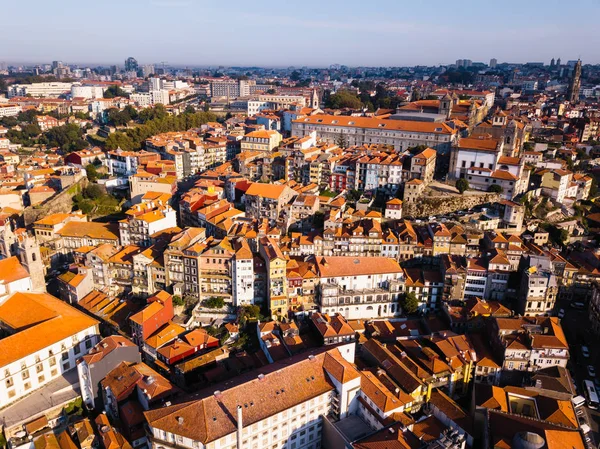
{"left": 204, "top": 297, "right": 225, "bottom": 309}
{"left": 456, "top": 178, "right": 469, "bottom": 194}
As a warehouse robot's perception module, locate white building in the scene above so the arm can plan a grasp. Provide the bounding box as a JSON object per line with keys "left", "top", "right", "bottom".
{"left": 231, "top": 241, "right": 254, "bottom": 306}
{"left": 0, "top": 104, "right": 22, "bottom": 117}
{"left": 316, "top": 256, "right": 404, "bottom": 319}
{"left": 131, "top": 90, "right": 171, "bottom": 107}
{"left": 0, "top": 256, "right": 33, "bottom": 300}
{"left": 0, "top": 292, "right": 100, "bottom": 408}
{"left": 144, "top": 347, "right": 360, "bottom": 449}
{"left": 450, "top": 136, "right": 503, "bottom": 179}
{"left": 292, "top": 115, "right": 457, "bottom": 153}
{"left": 248, "top": 95, "right": 307, "bottom": 115}
{"left": 119, "top": 195, "right": 178, "bottom": 247}
{"left": 71, "top": 84, "right": 106, "bottom": 99}
{"left": 7, "top": 82, "right": 73, "bottom": 98}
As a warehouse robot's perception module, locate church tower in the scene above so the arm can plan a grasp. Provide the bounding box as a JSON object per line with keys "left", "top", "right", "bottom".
{"left": 310, "top": 89, "right": 319, "bottom": 109}
{"left": 567, "top": 59, "right": 582, "bottom": 103}
{"left": 17, "top": 233, "right": 46, "bottom": 292}
{"left": 438, "top": 93, "right": 452, "bottom": 118}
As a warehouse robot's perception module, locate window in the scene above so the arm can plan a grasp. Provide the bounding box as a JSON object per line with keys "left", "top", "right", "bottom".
{"left": 22, "top": 370, "right": 30, "bottom": 380}
{"left": 5, "top": 377, "right": 13, "bottom": 388}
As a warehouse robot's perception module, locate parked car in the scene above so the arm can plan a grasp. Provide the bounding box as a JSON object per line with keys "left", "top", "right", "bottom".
{"left": 572, "top": 301, "right": 586, "bottom": 309}
{"left": 588, "top": 365, "right": 596, "bottom": 377}
{"left": 582, "top": 346, "right": 590, "bottom": 358}
{"left": 558, "top": 309, "right": 565, "bottom": 318}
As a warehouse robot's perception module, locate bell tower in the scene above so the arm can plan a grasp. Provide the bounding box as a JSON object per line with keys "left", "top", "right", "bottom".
{"left": 310, "top": 89, "right": 319, "bottom": 109}
{"left": 18, "top": 233, "right": 46, "bottom": 292}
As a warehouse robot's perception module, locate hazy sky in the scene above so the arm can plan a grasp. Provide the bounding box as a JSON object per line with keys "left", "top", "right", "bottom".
{"left": 4, "top": 0, "right": 600, "bottom": 67}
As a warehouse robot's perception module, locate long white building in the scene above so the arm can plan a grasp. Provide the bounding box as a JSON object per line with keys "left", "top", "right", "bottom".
{"left": 292, "top": 115, "right": 458, "bottom": 153}
{"left": 8, "top": 82, "right": 74, "bottom": 98}
{"left": 0, "top": 292, "right": 100, "bottom": 408}
{"left": 144, "top": 346, "right": 360, "bottom": 449}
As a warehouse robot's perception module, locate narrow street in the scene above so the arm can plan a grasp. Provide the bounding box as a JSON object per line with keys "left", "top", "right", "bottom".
{"left": 557, "top": 298, "right": 600, "bottom": 447}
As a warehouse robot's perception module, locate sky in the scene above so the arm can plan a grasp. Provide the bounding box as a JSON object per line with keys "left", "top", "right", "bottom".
{"left": 3, "top": 0, "right": 600, "bottom": 68}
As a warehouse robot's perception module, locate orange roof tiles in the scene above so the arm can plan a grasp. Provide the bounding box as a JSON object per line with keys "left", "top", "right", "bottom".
{"left": 0, "top": 292, "right": 99, "bottom": 367}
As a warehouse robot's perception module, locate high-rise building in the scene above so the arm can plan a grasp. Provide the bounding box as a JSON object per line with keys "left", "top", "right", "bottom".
{"left": 550, "top": 58, "right": 555, "bottom": 67}
{"left": 142, "top": 64, "right": 155, "bottom": 77}
{"left": 567, "top": 59, "right": 582, "bottom": 103}
{"left": 556, "top": 57, "right": 561, "bottom": 66}
{"left": 489, "top": 58, "right": 497, "bottom": 68}
{"left": 124, "top": 56, "right": 138, "bottom": 73}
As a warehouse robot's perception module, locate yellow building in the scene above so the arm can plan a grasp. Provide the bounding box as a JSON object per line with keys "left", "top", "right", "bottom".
{"left": 240, "top": 130, "right": 282, "bottom": 152}
{"left": 259, "top": 236, "right": 288, "bottom": 316}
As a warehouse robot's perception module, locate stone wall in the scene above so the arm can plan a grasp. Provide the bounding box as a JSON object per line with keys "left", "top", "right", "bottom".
{"left": 403, "top": 192, "right": 501, "bottom": 218}
{"left": 23, "top": 178, "right": 88, "bottom": 226}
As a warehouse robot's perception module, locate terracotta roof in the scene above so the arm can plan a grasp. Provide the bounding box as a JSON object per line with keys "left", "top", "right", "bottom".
{"left": 316, "top": 255, "right": 403, "bottom": 278}
{"left": 57, "top": 221, "right": 119, "bottom": 241}
{"left": 245, "top": 182, "right": 289, "bottom": 200}
{"left": 144, "top": 348, "right": 357, "bottom": 445}
{"left": 80, "top": 335, "right": 137, "bottom": 365}
{"left": 0, "top": 292, "right": 99, "bottom": 368}
{"left": 0, "top": 255, "right": 31, "bottom": 284}
{"left": 294, "top": 115, "right": 455, "bottom": 134}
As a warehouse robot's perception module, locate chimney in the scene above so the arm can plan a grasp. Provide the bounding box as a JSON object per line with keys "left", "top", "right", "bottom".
{"left": 237, "top": 405, "right": 243, "bottom": 449}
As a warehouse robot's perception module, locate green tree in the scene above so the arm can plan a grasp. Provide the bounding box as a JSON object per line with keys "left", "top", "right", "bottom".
{"left": 326, "top": 90, "right": 363, "bottom": 109}
{"left": 488, "top": 184, "right": 503, "bottom": 193}
{"left": 290, "top": 70, "right": 301, "bottom": 81}
{"left": 336, "top": 133, "right": 348, "bottom": 148}
{"left": 204, "top": 297, "right": 225, "bottom": 309}
{"left": 103, "top": 85, "right": 129, "bottom": 98}
{"left": 84, "top": 184, "right": 104, "bottom": 200}
{"left": 456, "top": 178, "right": 469, "bottom": 194}
{"left": 401, "top": 292, "right": 420, "bottom": 314}
{"left": 172, "top": 295, "right": 184, "bottom": 306}
{"left": 41, "top": 123, "right": 87, "bottom": 152}
{"left": 85, "top": 164, "right": 99, "bottom": 182}
{"left": 589, "top": 177, "right": 598, "bottom": 199}
{"left": 241, "top": 304, "right": 261, "bottom": 321}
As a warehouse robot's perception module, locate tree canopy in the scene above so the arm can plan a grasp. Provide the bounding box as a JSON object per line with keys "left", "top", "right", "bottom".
{"left": 105, "top": 109, "right": 216, "bottom": 151}
{"left": 325, "top": 90, "right": 363, "bottom": 109}
{"left": 40, "top": 123, "right": 88, "bottom": 152}
{"left": 456, "top": 178, "right": 469, "bottom": 194}
{"left": 103, "top": 85, "right": 130, "bottom": 98}
{"left": 401, "top": 292, "right": 420, "bottom": 314}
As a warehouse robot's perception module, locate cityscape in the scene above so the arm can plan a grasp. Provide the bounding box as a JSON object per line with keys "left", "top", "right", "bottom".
{"left": 2, "top": 6, "right": 600, "bottom": 449}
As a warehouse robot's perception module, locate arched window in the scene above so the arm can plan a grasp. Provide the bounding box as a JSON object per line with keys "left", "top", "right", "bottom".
{"left": 32, "top": 253, "right": 36, "bottom": 262}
